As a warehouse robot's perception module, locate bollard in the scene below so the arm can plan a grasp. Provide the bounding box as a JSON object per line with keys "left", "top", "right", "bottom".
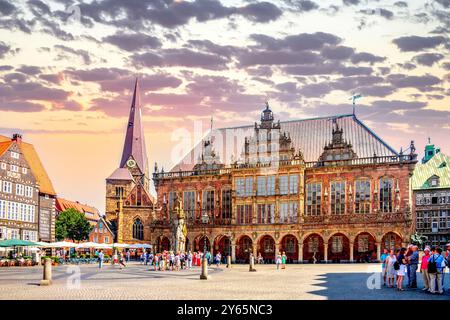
{"left": 226, "top": 255, "right": 231, "bottom": 268}
{"left": 249, "top": 254, "right": 256, "bottom": 272}
{"left": 200, "top": 256, "right": 208, "bottom": 280}
{"left": 40, "top": 258, "right": 52, "bottom": 286}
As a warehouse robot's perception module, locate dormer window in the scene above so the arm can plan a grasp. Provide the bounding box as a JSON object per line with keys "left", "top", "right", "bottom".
{"left": 10, "top": 152, "right": 19, "bottom": 159}
{"left": 428, "top": 176, "right": 440, "bottom": 187}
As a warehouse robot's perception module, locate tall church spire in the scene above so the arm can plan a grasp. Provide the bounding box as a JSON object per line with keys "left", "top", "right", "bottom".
{"left": 120, "top": 78, "right": 148, "bottom": 176}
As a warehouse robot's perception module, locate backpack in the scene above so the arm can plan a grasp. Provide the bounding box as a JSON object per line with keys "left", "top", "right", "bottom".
{"left": 393, "top": 261, "right": 400, "bottom": 270}
{"left": 428, "top": 254, "right": 438, "bottom": 274}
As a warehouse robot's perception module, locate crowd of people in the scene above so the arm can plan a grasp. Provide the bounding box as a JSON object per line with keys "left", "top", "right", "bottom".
{"left": 381, "top": 243, "right": 450, "bottom": 294}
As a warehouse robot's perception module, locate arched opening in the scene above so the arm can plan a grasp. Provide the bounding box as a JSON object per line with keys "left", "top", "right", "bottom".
{"left": 214, "top": 235, "right": 231, "bottom": 257}
{"left": 354, "top": 232, "right": 376, "bottom": 263}
{"left": 303, "top": 233, "right": 324, "bottom": 263}
{"left": 258, "top": 235, "right": 275, "bottom": 263}
{"left": 236, "top": 235, "right": 253, "bottom": 263}
{"left": 132, "top": 218, "right": 144, "bottom": 240}
{"left": 185, "top": 237, "right": 190, "bottom": 252}
{"left": 281, "top": 234, "right": 298, "bottom": 263}
{"left": 156, "top": 236, "right": 170, "bottom": 252}
{"left": 382, "top": 232, "right": 402, "bottom": 251}
{"left": 327, "top": 233, "right": 350, "bottom": 262}
{"left": 194, "top": 235, "right": 210, "bottom": 252}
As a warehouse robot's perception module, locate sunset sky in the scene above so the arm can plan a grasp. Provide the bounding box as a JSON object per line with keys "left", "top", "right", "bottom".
{"left": 0, "top": 0, "right": 449, "bottom": 212}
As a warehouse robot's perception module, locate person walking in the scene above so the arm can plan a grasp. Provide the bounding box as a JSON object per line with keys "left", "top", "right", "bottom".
{"left": 215, "top": 252, "right": 221, "bottom": 267}
{"left": 396, "top": 248, "right": 407, "bottom": 291}
{"left": 148, "top": 252, "right": 154, "bottom": 269}
{"left": 405, "top": 245, "right": 413, "bottom": 287}
{"left": 98, "top": 250, "right": 104, "bottom": 269}
{"left": 276, "top": 252, "right": 282, "bottom": 270}
{"left": 420, "top": 247, "right": 431, "bottom": 291}
{"left": 119, "top": 251, "right": 126, "bottom": 270}
{"left": 187, "top": 251, "right": 192, "bottom": 269}
{"left": 126, "top": 250, "right": 130, "bottom": 263}
{"left": 385, "top": 248, "right": 397, "bottom": 288}
{"left": 380, "top": 248, "right": 389, "bottom": 286}
{"left": 428, "top": 247, "right": 445, "bottom": 294}
{"left": 409, "top": 245, "right": 419, "bottom": 289}
{"left": 445, "top": 243, "right": 450, "bottom": 292}
{"left": 281, "top": 252, "right": 287, "bottom": 269}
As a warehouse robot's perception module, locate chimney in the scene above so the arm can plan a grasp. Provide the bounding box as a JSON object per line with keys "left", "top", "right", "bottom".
{"left": 12, "top": 133, "right": 22, "bottom": 144}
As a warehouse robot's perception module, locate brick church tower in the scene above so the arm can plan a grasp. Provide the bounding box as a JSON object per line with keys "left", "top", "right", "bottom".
{"left": 105, "top": 79, "right": 155, "bottom": 243}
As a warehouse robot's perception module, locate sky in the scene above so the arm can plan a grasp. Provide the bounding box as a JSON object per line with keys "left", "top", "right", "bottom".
{"left": 0, "top": 0, "right": 449, "bottom": 212}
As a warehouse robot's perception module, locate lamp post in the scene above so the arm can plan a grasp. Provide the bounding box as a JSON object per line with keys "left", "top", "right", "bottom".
{"left": 200, "top": 211, "right": 209, "bottom": 280}
{"left": 227, "top": 232, "right": 232, "bottom": 268}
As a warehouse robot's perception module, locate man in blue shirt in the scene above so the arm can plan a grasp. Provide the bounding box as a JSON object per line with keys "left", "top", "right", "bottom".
{"left": 428, "top": 247, "right": 445, "bottom": 294}
{"left": 380, "top": 248, "right": 389, "bottom": 286}
{"left": 409, "top": 245, "right": 419, "bottom": 288}
{"left": 98, "top": 250, "right": 104, "bottom": 269}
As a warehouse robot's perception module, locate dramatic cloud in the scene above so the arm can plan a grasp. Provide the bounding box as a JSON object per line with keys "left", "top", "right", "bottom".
{"left": 103, "top": 32, "right": 162, "bottom": 52}
{"left": 78, "top": 0, "right": 283, "bottom": 29}
{"left": 392, "top": 35, "right": 446, "bottom": 52}
{"left": 0, "top": 41, "right": 10, "bottom": 58}
{"left": 388, "top": 74, "right": 442, "bottom": 91}
{"left": 412, "top": 53, "right": 445, "bottom": 66}
{"left": 131, "top": 49, "right": 230, "bottom": 70}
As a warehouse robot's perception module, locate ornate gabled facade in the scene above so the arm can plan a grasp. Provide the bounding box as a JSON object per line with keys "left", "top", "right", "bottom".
{"left": 412, "top": 141, "right": 450, "bottom": 247}
{"left": 105, "top": 79, "right": 155, "bottom": 244}
{"left": 107, "top": 80, "right": 418, "bottom": 263}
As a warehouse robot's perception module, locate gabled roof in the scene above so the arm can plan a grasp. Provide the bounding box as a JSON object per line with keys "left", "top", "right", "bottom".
{"left": 0, "top": 135, "right": 56, "bottom": 195}
{"left": 119, "top": 78, "right": 148, "bottom": 175}
{"left": 55, "top": 197, "right": 101, "bottom": 224}
{"left": 412, "top": 152, "right": 450, "bottom": 190}
{"left": 106, "top": 168, "right": 134, "bottom": 181}
{"left": 0, "top": 141, "right": 12, "bottom": 158}
{"left": 172, "top": 114, "right": 398, "bottom": 171}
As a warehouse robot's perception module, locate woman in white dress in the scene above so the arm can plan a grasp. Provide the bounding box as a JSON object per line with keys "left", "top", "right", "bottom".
{"left": 396, "top": 247, "right": 407, "bottom": 291}
{"left": 276, "top": 252, "right": 282, "bottom": 270}
{"left": 385, "top": 249, "right": 397, "bottom": 288}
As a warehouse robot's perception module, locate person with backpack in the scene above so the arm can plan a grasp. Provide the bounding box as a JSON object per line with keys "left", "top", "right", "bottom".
{"left": 427, "top": 247, "right": 445, "bottom": 294}
{"left": 408, "top": 245, "right": 419, "bottom": 289}
{"left": 420, "top": 247, "right": 431, "bottom": 291}
{"left": 385, "top": 248, "right": 397, "bottom": 288}
{"left": 396, "top": 248, "right": 407, "bottom": 291}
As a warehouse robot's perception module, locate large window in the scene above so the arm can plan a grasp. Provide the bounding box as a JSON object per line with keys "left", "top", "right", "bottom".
{"left": 132, "top": 218, "right": 144, "bottom": 240}
{"left": 308, "top": 236, "right": 320, "bottom": 253}
{"left": 289, "top": 175, "right": 298, "bottom": 194}
{"left": 355, "top": 180, "right": 371, "bottom": 214}
{"left": 257, "top": 204, "right": 274, "bottom": 224}
{"left": 202, "top": 190, "right": 215, "bottom": 215}
{"left": 245, "top": 177, "right": 253, "bottom": 196}
{"left": 330, "top": 181, "right": 346, "bottom": 215}
{"left": 256, "top": 176, "right": 275, "bottom": 196}
{"left": 306, "top": 183, "right": 321, "bottom": 215}
{"left": 169, "top": 191, "right": 177, "bottom": 212}
{"left": 257, "top": 176, "right": 267, "bottom": 196}
{"left": 221, "top": 189, "right": 232, "bottom": 219}
{"left": 279, "top": 175, "right": 288, "bottom": 195}
{"left": 280, "top": 175, "right": 298, "bottom": 195}
{"left": 279, "top": 201, "right": 298, "bottom": 223}
{"left": 237, "top": 205, "right": 252, "bottom": 224}
{"left": 331, "top": 236, "right": 343, "bottom": 253}
{"left": 236, "top": 178, "right": 245, "bottom": 197}
{"left": 380, "top": 178, "right": 393, "bottom": 213}
{"left": 183, "top": 191, "right": 196, "bottom": 219}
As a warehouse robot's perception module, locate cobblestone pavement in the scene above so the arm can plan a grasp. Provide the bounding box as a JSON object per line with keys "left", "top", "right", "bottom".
{"left": 0, "top": 263, "right": 449, "bottom": 300}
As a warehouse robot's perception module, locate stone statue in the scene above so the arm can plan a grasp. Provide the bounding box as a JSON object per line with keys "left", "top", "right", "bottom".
{"left": 171, "top": 192, "right": 187, "bottom": 252}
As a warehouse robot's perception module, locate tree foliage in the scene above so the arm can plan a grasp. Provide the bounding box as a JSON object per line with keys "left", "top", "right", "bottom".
{"left": 55, "top": 208, "right": 92, "bottom": 242}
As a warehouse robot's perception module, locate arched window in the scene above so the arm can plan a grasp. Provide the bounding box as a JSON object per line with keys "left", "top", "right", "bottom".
{"left": 133, "top": 218, "right": 144, "bottom": 240}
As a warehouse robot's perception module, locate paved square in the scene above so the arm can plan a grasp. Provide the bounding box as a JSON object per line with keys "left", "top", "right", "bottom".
{"left": 0, "top": 263, "right": 448, "bottom": 300}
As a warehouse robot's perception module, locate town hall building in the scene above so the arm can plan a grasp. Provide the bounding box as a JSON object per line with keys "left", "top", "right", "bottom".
{"left": 106, "top": 79, "right": 418, "bottom": 263}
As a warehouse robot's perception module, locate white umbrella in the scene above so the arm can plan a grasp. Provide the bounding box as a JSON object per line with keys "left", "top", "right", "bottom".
{"left": 35, "top": 242, "right": 51, "bottom": 247}
{"left": 47, "top": 241, "right": 78, "bottom": 248}
{"left": 93, "top": 243, "right": 113, "bottom": 249}
{"left": 129, "top": 243, "right": 152, "bottom": 249}
{"left": 112, "top": 243, "right": 130, "bottom": 248}
{"left": 76, "top": 242, "right": 98, "bottom": 248}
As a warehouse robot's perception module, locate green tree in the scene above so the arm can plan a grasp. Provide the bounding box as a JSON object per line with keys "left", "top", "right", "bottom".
{"left": 56, "top": 208, "right": 93, "bottom": 242}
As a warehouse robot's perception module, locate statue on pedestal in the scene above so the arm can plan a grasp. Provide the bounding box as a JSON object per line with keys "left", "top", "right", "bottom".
{"left": 171, "top": 192, "right": 187, "bottom": 253}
